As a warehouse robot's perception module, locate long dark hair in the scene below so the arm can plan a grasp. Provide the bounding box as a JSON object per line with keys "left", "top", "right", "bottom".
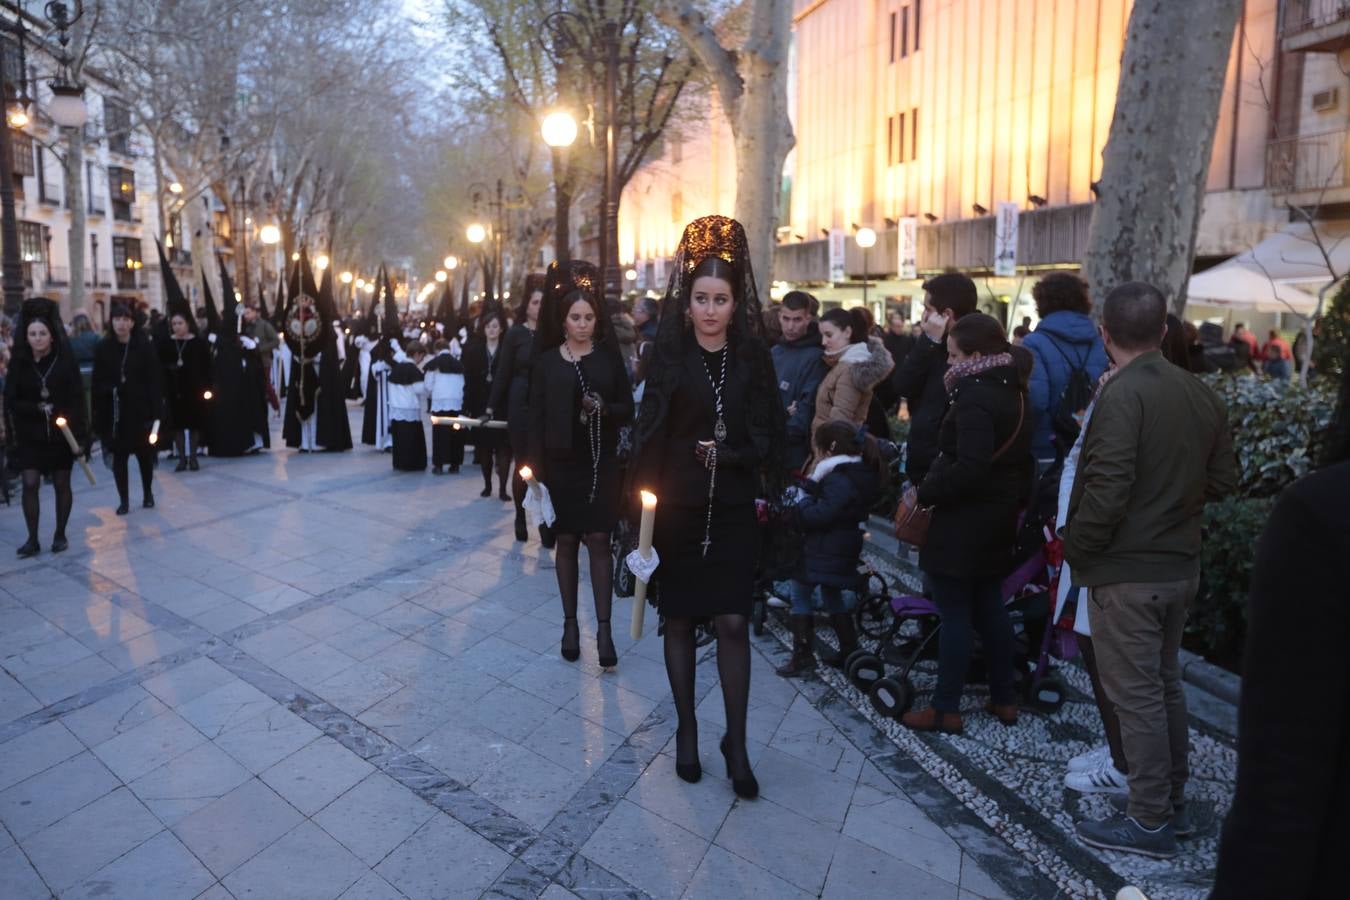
{"left": 820, "top": 307, "right": 868, "bottom": 345}
{"left": 12, "top": 298, "right": 73, "bottom": 365}
{"left": 515, "top": 272, "right": 546, "bottom": 325}
{"left": 474, "top": 303, "right": 509, "bottom": 342}
{"left": 536, "top": 260, "right": 608, "bottom": 352}
{"left": 813, "top": 420, "right": 890, "bottom": 490}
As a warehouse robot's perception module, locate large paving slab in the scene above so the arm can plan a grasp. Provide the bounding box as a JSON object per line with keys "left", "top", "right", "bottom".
{"left": 1, "top": 408, "right": 1048, "bottom": 898}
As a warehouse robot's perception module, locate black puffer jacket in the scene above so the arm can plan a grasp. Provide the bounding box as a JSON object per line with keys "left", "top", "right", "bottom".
{"left": 916, "top": 364, "right": 1032, "bottom": 578}
{"left": 792, "top": 457, "right": 879, "bottom": 587}
{"left": 891, "top": 335, "right": 947, "bottom": 482}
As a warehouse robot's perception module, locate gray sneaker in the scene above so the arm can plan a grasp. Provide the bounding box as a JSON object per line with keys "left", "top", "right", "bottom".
{"left": 1076, "top": 813, "right": 1179, "bottom": 859}
{"left": 1107, "top": 794, "right": 1195, "bottom": 838}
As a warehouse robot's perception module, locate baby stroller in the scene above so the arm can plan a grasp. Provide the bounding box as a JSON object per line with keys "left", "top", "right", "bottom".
{"left": 845, "top": 471, "right": 1078, "bottom": 720}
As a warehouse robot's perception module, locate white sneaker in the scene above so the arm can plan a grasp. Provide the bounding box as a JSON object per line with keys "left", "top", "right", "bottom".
{"left": 1067, "top": 745, "right": 1111, "bottom": 774}
{"left": 1065, "top": 759, "right": 1129, "bottom": 795}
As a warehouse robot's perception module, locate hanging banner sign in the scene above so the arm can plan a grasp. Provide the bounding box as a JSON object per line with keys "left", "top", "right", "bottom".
{"left": 994, "top": 202, "right": 1019, "bottom": 277}
{"left": 828, "top": 228, "right": 846, "bottom": 282}
{"left": 898, "top": 217, "right": 918, "bottom": 280}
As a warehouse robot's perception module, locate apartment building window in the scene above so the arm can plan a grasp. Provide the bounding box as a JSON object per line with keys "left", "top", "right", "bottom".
{"left": 886, "top": 115, "right": 894, "bottom": 164}
{"left": 889, "top": 13, "right": 897, "bottom": 63}
{"left": 109, "top": 165, "right": 135, "bottom": 221}
{"left": 901, "top": 6, "right": 910, "bottom": 58}
{"left": 105, "top": 100, "right": 132, "bottom": 156}
{"left": 913, "top": 0, "right": 922, "bottom": 52}
{"left": 86, "top": 162, "right": 106, "bottom": 215}
{"left": 36, "top": 146, "right": 60, "bottom": 206}
{"left": 898, "top": 112, "right": 908, "bottom": 163}
{"left": 910, "top": 108, "right": 919, "bottom": 161}
{"left": 10, "top": 128, "right": 35, "bottom": 178}
{"left": 113, "top": 236, "right": 142, "bottom": 290}
{"left": 19, "top": 221, "right": 46, "bottom": 262}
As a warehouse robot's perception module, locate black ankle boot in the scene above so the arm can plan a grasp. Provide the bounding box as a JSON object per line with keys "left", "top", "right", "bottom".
{"left": 50, "top": 534, "right": 68, "bottom": 553}
{"left": 143, "top": 492, "right": 155, "bottom": 509}
{"left": 819, "top": 613, "right": 858, "bottom": 669}
{"left": 174, "top": 458, "right": 188, "bottom": 472}
{"left": 479, "top": 476, "right": 492, "bottom": 498}
{"left": 116, "top": 498, "right": 130, "bottom": 516}
{"left": 776, "top": 615, "right": 815, "bottom": 678}
{"left": 675, "top": 724, "right": 701, "bottom": 783}
{"left": 498, "top": 478, "right": 511, "bottom": 502}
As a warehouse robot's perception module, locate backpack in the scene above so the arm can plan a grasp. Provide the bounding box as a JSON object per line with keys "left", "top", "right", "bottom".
{"left": 1047, "top": 340, "right": 1093, "bottom": 452}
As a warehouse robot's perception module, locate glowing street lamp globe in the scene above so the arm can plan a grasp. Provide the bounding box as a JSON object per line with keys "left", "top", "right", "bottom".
{"left": 363, "top": 282, "right": 376, "bottom": 294}
{"left": 541, "top": 111, "right": 578, "bottom": 148}
{"left": 855, "top": 227, "right": 877, "bottom": 249}
{"left": 315, "top": 254, "right": 330, "bottom": 271}
{"left": 258, "top": 225, "right": 281, "bottom": 245}
{"left": 444, "top": 255, "right": 458, "bottom": 270}
{"left": 340, "top": 271, "right": 354, "bottom": 284}
{"left": 466, "top": 223, "right": 487, "bottom": 244}
{"left": 435, "top": 270, "right": 448, "bottom": 283}
{"left": 355, "top": 278, "right": 366, "bottom": 289}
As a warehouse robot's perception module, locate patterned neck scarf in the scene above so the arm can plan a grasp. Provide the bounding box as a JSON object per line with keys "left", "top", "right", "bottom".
{"left": 943, "top": 351, "right": 1014, "bottom": 396}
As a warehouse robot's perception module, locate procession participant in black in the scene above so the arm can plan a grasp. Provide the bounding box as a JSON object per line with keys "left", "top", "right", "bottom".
{"left": 630, "top": 215, "right": 786, "bottom": 797}
{"left": 488, "top": 272, "right": 546, "bottom": 541}
{"left": 387, "top": 342, "right": 429, "bottom": 470}
{"left": 463, "top": 303, "right": 512, "bottom": 500}
{"left": 425, "top": 339, "right": 466, "bottom": 474}
{"left": 526, "top": 261, "right": 633, "bottom": 667}
{"left": 5, "top": 299, "right": 86, "bottom": 556}
{"left": 207, "top": 257, "right": 270, "bottom": 456}
{"left": 314, "top": 266, "right": 354, "bottom": 452}
{"left": 154, "top": 241, "right": 212, "bottom": 471}
{"left": 281, "top": 252, "right": 327, "bottom": 452}
{"left": 92, "top": 303, "right": 163, "bottom": 515}
{"left": 361, "top": 265, "right": 398, "bottom": 450}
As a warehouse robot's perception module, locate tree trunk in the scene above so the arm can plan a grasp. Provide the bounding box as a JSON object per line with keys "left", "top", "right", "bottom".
{"left": 658, "top": 0, "right": 794, "bottom": 290}
{"left": 65, "top": 128, "right": 86, "bottom": 314}
{"left": 1082, "top": 0, "right": 1244, "bottom": 315}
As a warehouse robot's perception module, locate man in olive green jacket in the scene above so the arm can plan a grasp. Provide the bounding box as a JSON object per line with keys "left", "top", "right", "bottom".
{"left": 1065, "top": 282, "right": 1237, "bottom": 860}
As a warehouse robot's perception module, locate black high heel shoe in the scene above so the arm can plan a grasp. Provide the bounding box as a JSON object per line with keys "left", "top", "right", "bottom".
{"left": 50, "top": 535, "right": 68, "bottom": 554}
{"left": 560, "top": 616, "right": 580, "bottom": 662}
{"left": 720, "top": 736, "right": 759, "bottom": 800}
{"left": 675, "top": 726, "right": 701, "bottom": 784}
{"left": 115, "top": 499, "right": 129, "bottom": 516}
{"left": 17, "top": 537, "right": 40, "bottom": 558}
{"left": 596, "top": 619, "right": 617, "bottom": 669}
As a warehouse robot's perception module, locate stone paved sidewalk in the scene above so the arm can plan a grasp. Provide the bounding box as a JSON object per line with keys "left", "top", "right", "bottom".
{"left": 0, "top": 410, "right": 1041, "bottom": 900}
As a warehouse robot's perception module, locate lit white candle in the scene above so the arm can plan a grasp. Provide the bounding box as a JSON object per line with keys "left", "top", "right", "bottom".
{"left": 631, "top": 490, "right": 658, "bottom": 640}
{"left": 519, "top": 465, "right": 538, "bottom": 496}
{"left": 54, "top": 417, "right": 96, "bottom": 485}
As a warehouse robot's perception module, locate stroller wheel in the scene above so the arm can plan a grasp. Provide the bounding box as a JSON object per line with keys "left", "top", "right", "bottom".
{"left": 751, "top": 598, "right": 766, "bottom": 636}
{"left": 854, "top": 593, "right": 891, "bottom": 641}
{"left": 843, "top": 648, "right": 873, "bottom": 675}
{"left": 869, "top": 677, "right": 914, "bottom": 719}
{"left": 1029, "top": 673, "right": 1067, "bottom": 713}
{"left": 847, "top": 653, "right": 885, "bottom": 691}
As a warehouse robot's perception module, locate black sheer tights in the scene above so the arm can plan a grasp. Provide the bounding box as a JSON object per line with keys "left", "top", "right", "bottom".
{"left": 20, "top": 469, "right": 72, "bottom": 542}
{"left": 663, "top": 614, "right": 752, "bottom": 774}
{"left": 113, "top": 449, "right": 155, "bottom": 503}
{"left": 553, "top": 531, "right": 614, "bottom": 624}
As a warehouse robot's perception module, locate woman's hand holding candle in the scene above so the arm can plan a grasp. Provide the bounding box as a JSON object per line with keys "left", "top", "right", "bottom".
{"left": 149, "top": 419, "right": 161, "bottom": 445}
{"left": 631, "top": 490, "right": 658, "bottom": 640}
{"left": 54, "top": 416, "right": 96, "bottom": 486}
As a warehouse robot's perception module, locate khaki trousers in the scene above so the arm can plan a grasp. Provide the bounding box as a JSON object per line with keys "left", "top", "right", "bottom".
{"left": 1089, "top": 576, "right": 1199, "bottom": 826}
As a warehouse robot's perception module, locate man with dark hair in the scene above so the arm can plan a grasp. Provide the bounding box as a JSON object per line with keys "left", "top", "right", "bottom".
{"left": 1066, "top": 280, "right": 1237, "bottom": 859}
{"left": 877, "top": 307, "right": 915, "bottom": 411}
{"left": 891, "top": 273, "right": 977, "bottom": 484}
{"left": 771, "top": 291, "right": 826, "bottom": 472}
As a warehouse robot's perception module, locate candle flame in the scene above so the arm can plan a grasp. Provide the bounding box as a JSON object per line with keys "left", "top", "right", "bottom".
{"left": 149, "top": 433, "right": 158, "bottom": 445}
{"left": 518, "top": 466, "right": 533, "bottom": 481}
{"left": 640, "top": 490, "right": 657, "bottom": 508}
{"left": 55, "top": 416, "right": 68, "bottom": 428}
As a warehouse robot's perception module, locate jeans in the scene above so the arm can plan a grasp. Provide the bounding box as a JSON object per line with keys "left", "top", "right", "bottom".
{"left": 1089, "top": 577, "right": 1197, "bottom": 827}
{"left": 928, "top": 573, "right": 1016, "bottom": 713}
{"left": 789, "top": 580, "right": 851, "bottom": 616}
{"left": 1264, "top": 358, "right": 1292, "bottom": 380}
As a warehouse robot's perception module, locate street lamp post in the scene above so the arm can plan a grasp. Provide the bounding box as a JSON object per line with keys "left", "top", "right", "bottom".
{"left": 466, "top": 180, "right": 507, "bottom": 304}
{"left": 539, "top": 9, "right": 623, "bottom": 306}
{"left": 855, "top": 227, "right": 877, "bottom": 309}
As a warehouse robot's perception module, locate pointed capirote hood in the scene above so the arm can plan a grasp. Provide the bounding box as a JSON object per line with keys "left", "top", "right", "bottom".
{"left": 256, "top": 278, "right": 270, "bottom": 322}
{"left": 156, "top": 239, "right": 197, "bottom": 335}
{"left": 217, "top": 256, "right": 239, "bottom": 338}
{"left": 317, "top": 261, "right": 339, "bottom": 322}
{"left": 201, "top": 267, "right": 221, "bottom": 334}
{"left": 381, "top": 265, "right": 399, "bottom": 336}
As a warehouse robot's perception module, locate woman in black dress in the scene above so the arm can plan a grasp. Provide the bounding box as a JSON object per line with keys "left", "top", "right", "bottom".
{"left": 93, "top": 303, "right": 164, "bottom": 515}
{"left": 4, "top": 299, "right": 86, "bottom": 557}
{"left": 463, "top": 304, "right": 512, "bottom": 500}
{"left": 158, "top": 309, "right": 212, "bottom": 471}
{"left": 631, "top": 216, "right": 785, "bottom": 798}
{"left": 488, "top": 273, "right": 546, "bottom": 542}
{"left": 527, "top": 261, "right": 633, "bottom": 668}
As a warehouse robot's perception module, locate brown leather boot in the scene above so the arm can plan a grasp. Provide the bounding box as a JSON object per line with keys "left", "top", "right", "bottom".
{"left": 776, "top": 616, "right": 815, "bottom": 678}
{"left": 822, "top": 612, "right": 858, "bottom": 668}
{"left": 900, "top": 706, "right": 964, "bottom": 734}
{"left": 984, "top": 700, "right": 1019, "bottom": 726}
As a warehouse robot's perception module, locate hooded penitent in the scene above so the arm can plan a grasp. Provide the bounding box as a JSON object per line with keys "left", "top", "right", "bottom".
{"left": 282, "top": 250, "right": 327, "bottom": 447}
{"left": 206, "top": 257, "right": 270, "bottom": 456}
{"left": 156, "top": 239, "right": 197, "bottom": 337}
{"left": 314, "top": 261, "right": 353, "bottom": 452}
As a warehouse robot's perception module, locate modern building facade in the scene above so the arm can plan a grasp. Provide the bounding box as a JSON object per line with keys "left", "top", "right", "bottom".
{"left": 617, "top": 0, "right": 1293, "bottom": 327}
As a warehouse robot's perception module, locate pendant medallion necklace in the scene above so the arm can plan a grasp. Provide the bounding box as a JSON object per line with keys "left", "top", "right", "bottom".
{"left": 699, "top": 343, "right": 729, "bottom": 556}
{"left": 562, "top": 340, "right": 602, "bottom": 504}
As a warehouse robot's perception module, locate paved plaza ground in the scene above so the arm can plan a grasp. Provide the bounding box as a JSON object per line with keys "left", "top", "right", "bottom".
{"left": 0, "top": 408, "right": 1231, "bottom": 899}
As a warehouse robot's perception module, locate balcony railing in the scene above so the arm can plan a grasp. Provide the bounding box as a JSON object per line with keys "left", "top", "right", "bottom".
{"left": 1266, "top": 128, "right": 1350, "bottom": 194}
{"left": 1280, "top": 0, "right": 1350, "bottom": 35}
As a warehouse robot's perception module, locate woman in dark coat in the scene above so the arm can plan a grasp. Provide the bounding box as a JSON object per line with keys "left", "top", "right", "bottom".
{"left": 630, "top": 216, "right": 785, "bottom": 798}
{"left": 158, "top": 309, "right": 212, "bottom": 470}
{"left": 4, "top": 299, "right": 85, "bottom": 556}
{"left": 93, "top": 303, "right": 163, "bottom": 514}
{"left": 902, "top": 313, "right": 1032, "bottom": 735}
{"left": 488, "top": 273, "right": 545, "bottom": 541}
{"left": 776, "top": 420, "right": 885, "bottom": 677}
{"left": 462, "top": 304, "right": 511, "bottom": 499}
{"left": 526, "top": 261, "right": 633, "bottom": 669}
